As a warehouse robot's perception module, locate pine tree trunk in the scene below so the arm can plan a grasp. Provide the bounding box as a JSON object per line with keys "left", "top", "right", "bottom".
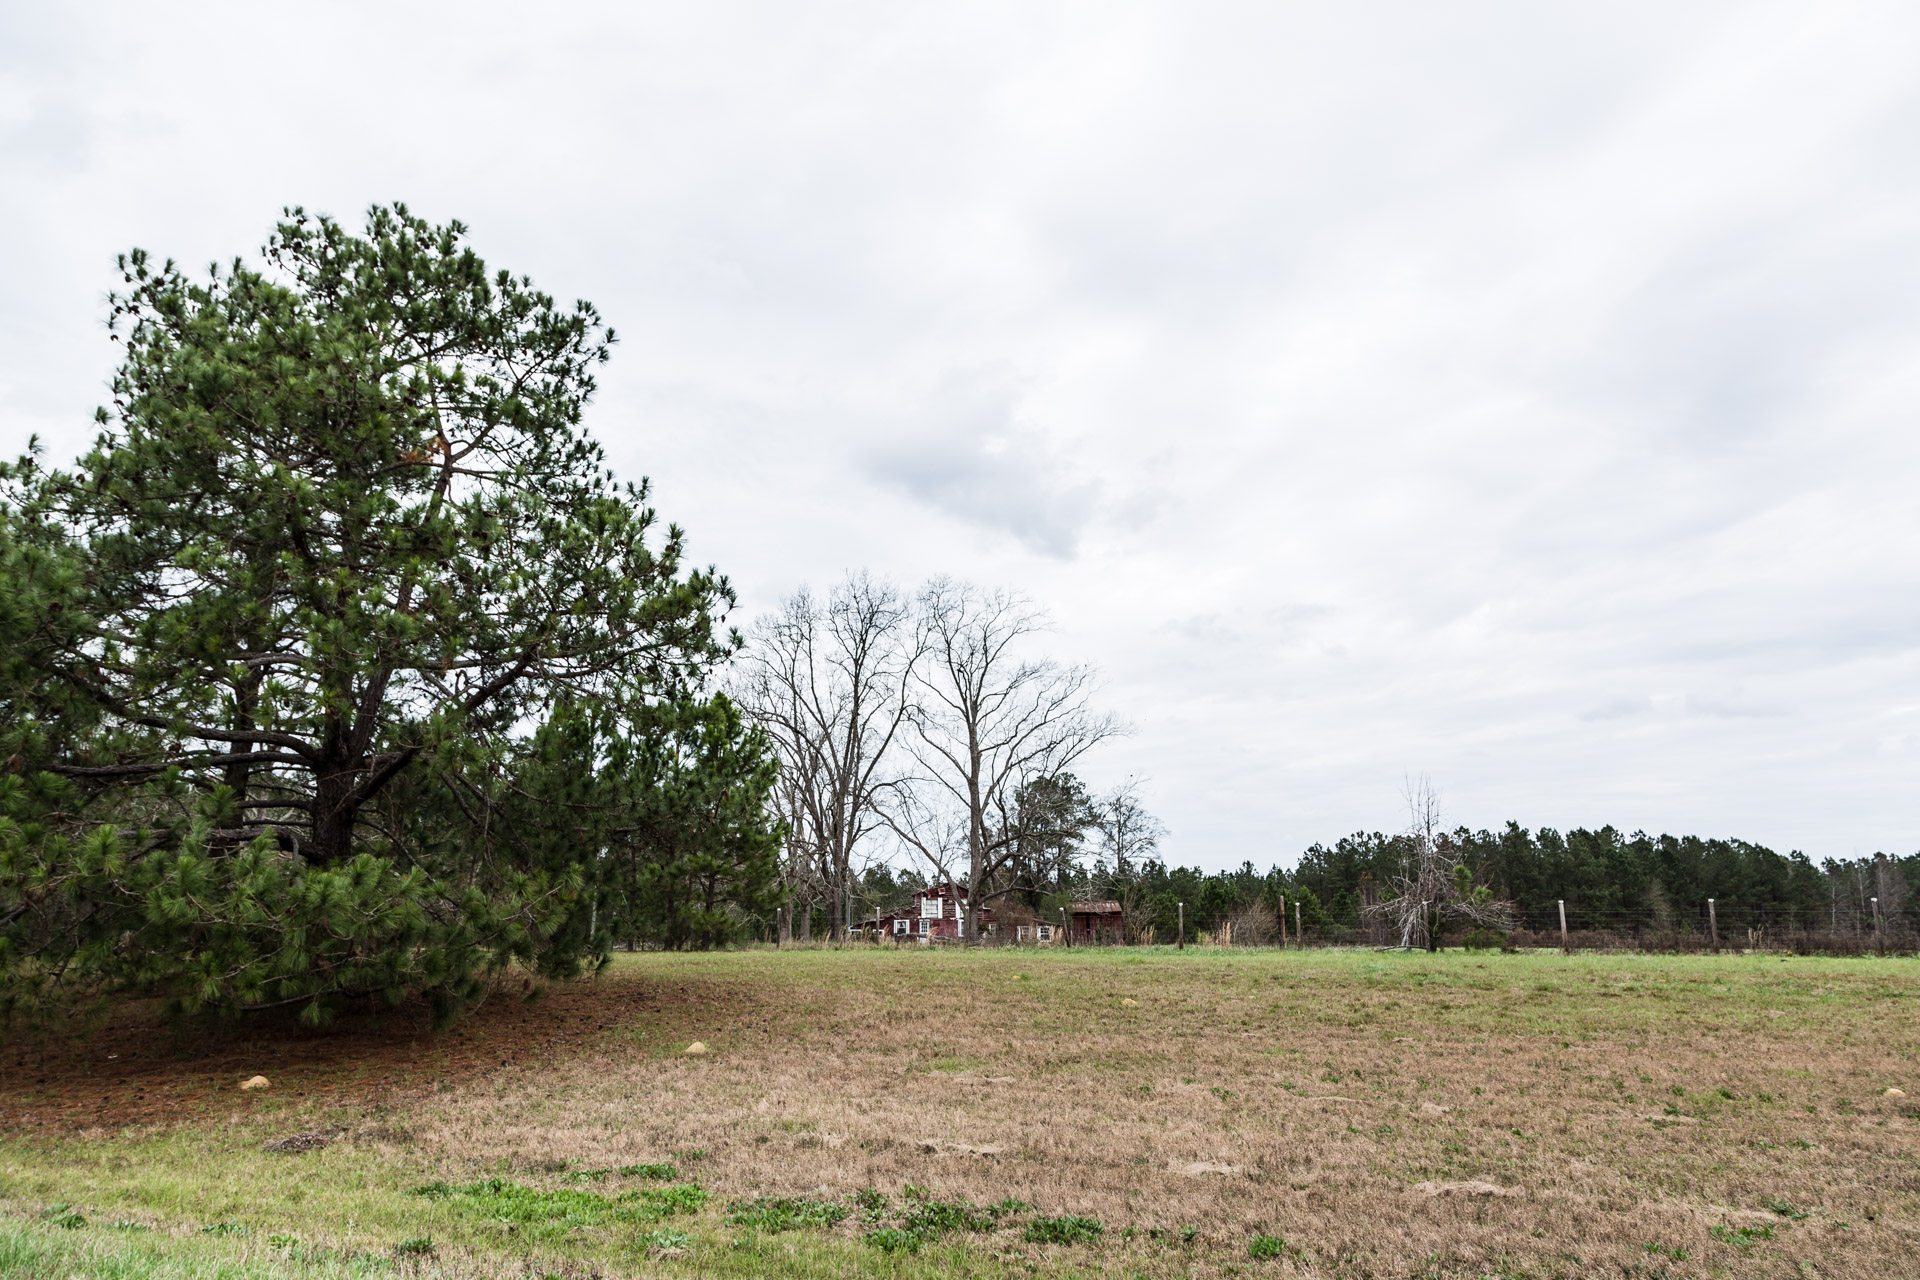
{"left": 311, "top": 767, "right": 357, "bottom": 865}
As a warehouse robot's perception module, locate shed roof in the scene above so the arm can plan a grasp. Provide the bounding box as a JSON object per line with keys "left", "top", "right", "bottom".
{"left": 1071, "top": 901, "right": 1123, "bottom": 914}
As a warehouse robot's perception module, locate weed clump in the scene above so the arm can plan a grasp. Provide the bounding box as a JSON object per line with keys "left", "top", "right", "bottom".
{"left": 724, "top": 1197, "right": 850, "bottom": 1234}
{"left": 1249, "top": 1234, "right": 1287, "bottom": 1259}
{"left": 856, "top": 1190, "right": 1020, "bottom": 1252}
{"left": 410, "top": 1177, "right": 704, "bottom": 1234}
{"left": 901, "top": 1199, "right": 996, "bottom": 1237}
{"left": 619, "top": 1163, "right": 678, "bottom": 1181}
{"left": 635, "top": 1228, "right": 691, "bottom": 1251}
{"left": 1710, "top": 1224, "right": 1774, "bottom": 1248}
{"left": 862, "top": 1226, "right": 922, "bottom": 1253}
{"left": 1023, "top": 1214, "right": 1104, "bottom": 1245}
{"left": 621, "top": 1185, "right": 709, "bottom": 1219}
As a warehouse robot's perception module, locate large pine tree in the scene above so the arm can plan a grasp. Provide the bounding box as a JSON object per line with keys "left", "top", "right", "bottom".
{"left": 0, "top": 205, "right": 776, "bottom": 1028}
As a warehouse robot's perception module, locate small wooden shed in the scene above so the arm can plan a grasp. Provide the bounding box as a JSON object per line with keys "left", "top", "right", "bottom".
{"left": 1068, "top": 900, "right": 1124, "bottom": 944}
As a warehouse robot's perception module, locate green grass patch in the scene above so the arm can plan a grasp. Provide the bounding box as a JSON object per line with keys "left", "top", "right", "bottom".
{"left": 1023, "top": 1214, "right": 1104, "bottom": 1245}
{"left": 1249, "top": 1233, "right": 1287, "bottom": 1259}
{"left": 619, "top": 1162, "right": 678, "bottom": 1180}
{"left": 723, "top": 1196, "right": 849, "bottom": 1233}
{"left": 407, "top": 1177, "right": 704, "bottom": 1235}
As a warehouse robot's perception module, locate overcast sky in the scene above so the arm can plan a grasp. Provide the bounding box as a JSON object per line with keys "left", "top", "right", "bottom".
{"left": 4, "top": 1, "right": 1917, "bottom": 868}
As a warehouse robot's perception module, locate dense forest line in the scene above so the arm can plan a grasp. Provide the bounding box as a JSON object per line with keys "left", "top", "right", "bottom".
{"left": 836, "top": 825, "right": 1916, "bottom": 949}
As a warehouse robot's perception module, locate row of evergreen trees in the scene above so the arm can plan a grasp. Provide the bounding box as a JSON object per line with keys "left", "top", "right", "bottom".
{"left": 843, "top": 828, "right": 1915, "bottom": 947}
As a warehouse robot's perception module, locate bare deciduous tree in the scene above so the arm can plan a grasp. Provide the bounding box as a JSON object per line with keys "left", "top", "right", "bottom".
{"left": 732, "top": 572, "right": 917, "bottom": 942}
{"left": 906, "top": 578, "right": 1126, "bottom": 940}
{"left": 1092, "top": 779, "right": 1164, "bottom": 880}
{"left": 1091, "top": 779, "right": 1166, "bottom": 943}
{"left": 1364, "top": 777, "right": 1516, "bottom": 951}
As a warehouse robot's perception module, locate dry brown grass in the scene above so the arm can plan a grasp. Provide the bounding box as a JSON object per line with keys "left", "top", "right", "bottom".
{"left": 385, "top": 946, "right": 1918, "bottom": 1277}
{"left": 4, "top": 945, "right": 1919, "bottom": 1279}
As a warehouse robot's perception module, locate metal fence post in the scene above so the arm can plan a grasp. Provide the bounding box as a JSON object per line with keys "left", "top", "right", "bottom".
{"left": 1708, "top": 898, "right": 1719, "bottom": 954}
{"left": 1558, "top": 900, "right": 1569, "bottom": 954}
{"left": 1178, "top": 902, "right": 1185, "bottom": 950}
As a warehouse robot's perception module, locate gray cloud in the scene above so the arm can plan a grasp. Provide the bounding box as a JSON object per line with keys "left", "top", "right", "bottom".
{"left": 862, "top": 379, "right": 1100, "bottom": 557}
{"left": 3, "top": 0, "right": 1919, "bottom": 864}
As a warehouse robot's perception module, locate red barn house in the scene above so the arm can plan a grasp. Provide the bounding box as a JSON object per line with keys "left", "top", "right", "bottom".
{"left": 868, "top": 882, "right": 995, "bottom": 942}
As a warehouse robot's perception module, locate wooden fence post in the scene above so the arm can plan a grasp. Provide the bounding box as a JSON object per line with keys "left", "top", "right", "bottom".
{"left": 1708, "top": 898, "right": 1719, "bottom": 954}
{"left": 1557, "top": 900, "right": 1569, "bottom": 954}
{"left": 1279, "top": 894, "right": 1288, "bottom": 947}
{"left": 1295, "top": 901, "right": 1303, "bottom": 947}
{"left": 1872, "top": 896, "right": 1881, "bottom": 951}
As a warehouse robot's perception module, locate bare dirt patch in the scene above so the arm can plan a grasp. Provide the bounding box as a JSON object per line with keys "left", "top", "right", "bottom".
{"left": 0, "top": 966, "right": 780, "bottom": 1133}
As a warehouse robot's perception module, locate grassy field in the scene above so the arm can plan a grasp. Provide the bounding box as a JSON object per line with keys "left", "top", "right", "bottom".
{"left": 2, "top": 946, "right": 1917, "bottom": 1279}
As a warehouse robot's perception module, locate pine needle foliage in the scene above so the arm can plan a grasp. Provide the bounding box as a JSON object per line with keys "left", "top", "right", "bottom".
{"left": 0, "top": 205, "right": 776, "bottom": 1031}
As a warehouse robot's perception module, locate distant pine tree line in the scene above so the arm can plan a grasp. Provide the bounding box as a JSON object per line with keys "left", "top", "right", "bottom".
{"left": 844, "top": 824, "right": 1915, "bottom": 950}
{"left": 1285, "top": 825, "right": 1912, "bottom": 945}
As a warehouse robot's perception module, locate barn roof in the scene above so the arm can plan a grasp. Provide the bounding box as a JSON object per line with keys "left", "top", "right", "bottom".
{"left": 1071, "top": 901, "right": 1123, "bottom": 913}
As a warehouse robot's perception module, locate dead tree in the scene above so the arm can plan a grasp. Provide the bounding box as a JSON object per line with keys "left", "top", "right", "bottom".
{"left": 1092, "top": 780, "right": 1166, "bottom": 943}
{"left": 907, "top": 578, "right": 1125, "bottom": 941}
{"left": 733, "top": 572, "right": 919, "bottom": 942}
{"left": 1363, "top": 778, "right": 1516, "bottom": 950}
